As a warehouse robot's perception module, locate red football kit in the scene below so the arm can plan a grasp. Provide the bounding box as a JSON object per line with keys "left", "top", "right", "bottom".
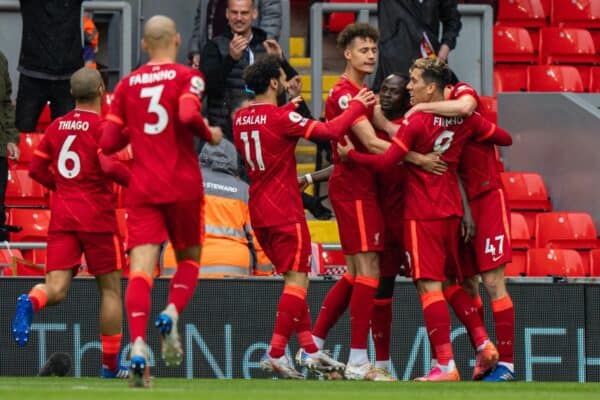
{"left": 31, "top": 109, "right": 126, "bottom": 275}
{"left": 326, "top": 74, "right": 384, "bottom": 254}
{"left": 103, "top": 62, "right": 211, "bottom": 250}
{"left": 451, "top": 83, "right": 512, "bottom": 274}
{"left": 348, "top": 111, "right": 512, "bottom": 281}
{"left": 233, "top": 100, "right": 368, "bottom": 273}
{"left": 375, "top": 119, "right": 406, "bottom": 278}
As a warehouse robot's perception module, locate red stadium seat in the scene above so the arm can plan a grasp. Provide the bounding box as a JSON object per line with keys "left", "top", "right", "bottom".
{"left": 551, "top": 0, "right": 600, "bottom": 29}
{"left": 526, "top": 248, "right": 586, "bottom": 277}
{"left": 101, "top": 92, "right": 114, "bottom": 117}
{"left": 7, "top": 208, "right": 50, "bottom": 242}
{"left": 0, "top": 249, "right": 20, "bottom": 276}
{"left": 540, "top": 0, "right": 551, "bottom": 16}
{"left": 35, "top": 103, "right": 52, "bottom": 133}
{"left": 498, "top": 0, "right": 547, "bottom": 27}
{"left": 5, "top": 167, "right": 50, "bottom": 208}
{"left": 527, "top": 65, "right": 585, "bottom": 92}
{"left": 539, "top": 27, "right": 597, "bottom": 64}
{"left": 12, "top": 133, "right": 43, "bottom": 166}
{"left": 494, "top": 25, "right": 537, "bottom": 63}
{"left": 589, "top": 249, "right": 600, "bottom": 276}
{"left": 590, "top": 66, "right": 600, "bottom": 92}
{"left": 505, "top": 252, "right": 527, "bottom": 276}
{"left": 535, "top": 212, "right": 598, "bottom": 250}
{"left": 478, "top": 96, "right": 498, "bottom": 123}
{"left": 511, "top": 212, "right": 532, "bottom": 249}
{"left": 494, "top": 66, "right": 528, "bottom": 92}
{"left": 501, "top": 171, "right": 552, "bottom": 233}
{"left": 15, "top": 254, "right": 46, "bottom": 276}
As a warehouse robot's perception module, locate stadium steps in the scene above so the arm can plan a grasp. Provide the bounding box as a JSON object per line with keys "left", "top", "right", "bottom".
{"left": 307, "top": 220, "right": 340, "bottom": 244}
{"left": 290, "top": 37, "right": 305, "bottom": 58}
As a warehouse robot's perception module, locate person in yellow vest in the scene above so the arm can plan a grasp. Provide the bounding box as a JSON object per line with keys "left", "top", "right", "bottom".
{"left": 199, "top": 138, "right": 273, "bottom": 277}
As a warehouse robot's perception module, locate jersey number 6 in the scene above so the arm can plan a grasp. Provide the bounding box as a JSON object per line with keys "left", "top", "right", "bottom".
{"left": 58, "top": 134, "right": 81, "bottom": 179}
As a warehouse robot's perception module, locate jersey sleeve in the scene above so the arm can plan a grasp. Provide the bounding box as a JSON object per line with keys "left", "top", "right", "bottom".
{"left": 179, "top": 69, "right": 206, "bottom": 105}
{"left": 451, "top": 83, "right": 479, "bottom": 102}
{"left": 279, "top": 108, "right": 319, "bottom": 138}
{"left": 469, "top": 113, "right": 512, "bottom": 146}
{"left": 329, "top": 88, "right": 367, "bottom": 125}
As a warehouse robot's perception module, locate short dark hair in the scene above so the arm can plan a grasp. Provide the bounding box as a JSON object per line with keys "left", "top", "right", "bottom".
{"left": 336, "top": 23, "right": 379, "bottom": 50}
{"left": 242, "top": 54, "right": 282, "bottom": 95}
{"left": 70, "top": 67, "right": 103, "bottom": 102}
{"left": 410, "top": 58, "right": 452, "bottom": 91}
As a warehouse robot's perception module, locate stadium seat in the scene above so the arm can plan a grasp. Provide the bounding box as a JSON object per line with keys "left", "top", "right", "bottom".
{"left": 0, "top": 249, "right": 19, "bottom": 276}
{"left": 589, "top": 248, "right": 600, "bottom": 276}
{"left": 505, "top": 252, "right": 527, "bottom": 276}
{"left": 511, "top": 212, "right": 532, "bottom": 249}
{"left": 498, "top": 0, "right": 547, "bottom": 28}
{"left": 5, "top": 167, "right": 50, "bottom": 208}
{"left": 526, "top": 65, "right": 585, "bottom": 92}
{"left": 494, "top": 66, "right": 528, "bottom": 92}
{"left": 590, "top": 66, "right": 600, "bottom": 92}
{"left": 101, "top": 92, "right": 114, "bottom": 117}
{"left": 7, "top": 208, "right": 50, "bottom": 242}
{"left": 12, "top": 133, "right": 43, "bottom": 166}
{"left": 535, "top": 212, "right": 598, "bottom": 250}
{"left": 35, "top": 103, "right": 52, "bottom": 133}
{"left": 539, "top": 27, "right": 597, "bottom": 65}
{"left": 479, "top": 96, "right": 498, "bottom": 123}
{"left": 551, "top": 0, "right": 600, "bottom": 29}
{"left": 494, "top": 25, "right": 537, "bottom": 63}
{"left": 501, "top": 171, "right": 552, "bottom": 233}
{"left": 526, "top": 248, "right": 586, "bottom": 277}
{"left": 326, "top": 0, "right": 377, "bottom": 33}
{"left": 540, "top": 0, "right": 551, "bottom": 16}
{"left": 14, "top": 253, "right": 46, "bottom": 276}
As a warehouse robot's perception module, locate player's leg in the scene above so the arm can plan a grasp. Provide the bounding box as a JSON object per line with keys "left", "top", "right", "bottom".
{"left": 125, "top": 206, "right": 167, "bottom": 387}
{"left": 372, "top": 276, "right": 394, "bottom": 372}
{"left": 85, "top": 232, "right": 128, "bottom": 378}
{"left": 155, "top": 201, "right": 203, "bottom": 367}
{"left": 461, "top": 274, "right": 485, "bottom": 323}
{"left": 12, "top": 232, "right": 80, "bottom": 346}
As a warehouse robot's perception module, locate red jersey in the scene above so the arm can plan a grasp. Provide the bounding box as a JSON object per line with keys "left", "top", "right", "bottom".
{"left": 107, "top": 62, "right": 206, "bottom": 205}
{"left": 452, "top": 83, "right": 503, "bottom": 200}
{"left": 348, "top": 112, "right": 512, "bottom": 220}
{"left": 233, "top": 103, "right": 330, "bottom": 228}
{"left": 34, "top": 110, "right": 117, "bottom": 233}
{"left": 326, "top": 74, "right": 377, "bottom": 201}
{"left": 376, "top": 118, "right": 406, "bottom": 217}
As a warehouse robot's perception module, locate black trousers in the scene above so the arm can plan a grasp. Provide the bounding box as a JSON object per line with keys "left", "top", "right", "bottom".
{"left": 0, "top": 157, "right": 7, "bottom": 227}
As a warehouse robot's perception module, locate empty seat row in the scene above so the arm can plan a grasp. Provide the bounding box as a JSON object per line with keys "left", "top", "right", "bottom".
{"left": 495, "top": 65, "right": 600, "bottom": 92}
{"left": 498, "top": 0, "right": 600, "bottom": 29}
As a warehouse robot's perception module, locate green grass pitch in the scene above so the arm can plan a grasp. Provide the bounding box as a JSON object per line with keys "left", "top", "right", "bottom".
{"left": 1, "top": 378, "right": 600, "bottom": 400}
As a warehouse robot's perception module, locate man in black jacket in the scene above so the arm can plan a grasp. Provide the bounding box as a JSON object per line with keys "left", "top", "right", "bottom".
{"left": 16, "top": 0, "right": 84, "bottom": 132}
{"left": 373, "top": 0, "right": 462, "bottom": 90}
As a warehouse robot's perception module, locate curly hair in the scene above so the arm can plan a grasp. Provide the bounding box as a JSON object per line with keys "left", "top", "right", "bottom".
{"left": 242, "top": 54, "right": 282, "bottom": 95}
{"left": 336, "top": 23, "right": 379, "bottom": 50}
{"left": 410, "top": 58, "right": 452, "bottom": 90}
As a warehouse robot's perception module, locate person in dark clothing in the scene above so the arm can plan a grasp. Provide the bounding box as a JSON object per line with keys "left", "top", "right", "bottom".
{"left": 373, "top": 0, "right": 462, "bottom": 90}
{"left": 16, "top": 0, "right": 84, "bottom": 132}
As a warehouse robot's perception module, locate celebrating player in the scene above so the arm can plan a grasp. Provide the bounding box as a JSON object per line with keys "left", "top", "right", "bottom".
{"left": 233, "top": 54, "right": 375, "bottom": 379}
{"left": 100, "top": 15, "right": 222, "bottom": 388}
{"left": 338, "top": 58, "right": 512, "bottom": 381}
{"left": 12, "top": 67, "right": 130, "bottom": 379}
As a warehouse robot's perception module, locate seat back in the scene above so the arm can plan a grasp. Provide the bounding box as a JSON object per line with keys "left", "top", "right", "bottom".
{"left": 500, "top": 171, "right": 552, "bottom": 211}
{"left": 35, "top": 103, "right": 52, "bottom": 133}
{"left": 590, "top": 66, "right": 600, "bottom": 92}
{"left": 535, "top": 212, "right": 598, "bottom": 249}
{"left": 5, "top": 168, "right": 50, "bottom": 208}
{"left": 539, "top": 27, "right": 597, "bottom": 64}
{"left": 7, "top": 208, "right": 50, "bottom": 242}
{"left": 505, "top": 251, "right": 527, "bottom": 276}
{"left": 551, "top": 0, "right": 600, "bottom": 28}
{"left": 511, "top": 212, "right": 532, "bottom": 249}
{"left": 590, "top": 248, "right": 600, "bottom": 276}
{"left": 13, "top": 133, "right": 43, "bottom": 166}
{"left": 527, "top": 248, "right": 586, "bottom": 277}
{"left": 498, "top": 0, "right": 547, "bottom": 27}
{"left": 494, "top": 25, "right": 537, "bottom": 63}
{"left": 494, "top": 66, "right": 528, "bottom": 92}
{"left": 527, "top": 65, "right": 584, "bottom": 92}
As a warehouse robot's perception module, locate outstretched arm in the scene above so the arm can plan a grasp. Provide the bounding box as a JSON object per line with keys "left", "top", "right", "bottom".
{"left": 337, "top": 135, "right": 408, "bottom": 173}
{"left": 406, "top": 94, "right": 477, "bottom": 118}
{"left": 178, "top": 94, "right": 215, "bottom": 142}
{"left": 476, "top": 124, "right": 512, "bottom": 146}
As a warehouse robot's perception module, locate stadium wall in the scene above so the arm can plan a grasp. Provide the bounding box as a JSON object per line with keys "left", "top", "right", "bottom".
{"left": 1, "top": 278, "right": 599, "bottom": 382}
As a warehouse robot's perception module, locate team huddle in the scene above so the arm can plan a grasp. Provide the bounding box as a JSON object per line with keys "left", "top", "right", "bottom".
{"left": 11, "top": 16, "right": 515, "bottom": 386}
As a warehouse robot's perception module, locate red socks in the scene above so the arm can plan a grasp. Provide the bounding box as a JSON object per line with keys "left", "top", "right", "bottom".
{"left": 312, "top": 272, "right": 354, "bottom": 340}
{"left": 421, "top": 291, "right": 454, "bottom": 366}
{"left": 372, "top": 298, "right": 393, "bottom": 362}
{"left": 350, "top": 275, "right": 379, "bottom": 349}
{"left": 444, "top": 285, "right": 489, "bottom": 349}
{"left": 473, "top": 295, "right": 485, "bottom": 324}
{"left": 168, "top": 260, "right": 200, "bottom": 314}
{"left": 125, "top": 271, "right": 152, "bottom": 342}
{"left": 28, "top": 287, "right": 48, "bottom": 312}
{"left": 492, "top": 295, "right": 514, "bottom": 363}
{"left": 101, "top": 333, "right": 122, "bottom": 371}
{"left": 269, "top": 285, "right": 317, "bottom": 358}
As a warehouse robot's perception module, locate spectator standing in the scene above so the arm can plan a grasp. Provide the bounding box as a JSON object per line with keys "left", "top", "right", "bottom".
{"left": 188, "top": 0, "right": 282, "bottom": 68}
{"left": 373, "top": 0, "right": 462, "bottom": 89}
{"left": 199, "top": 138, "right": 273, "bottom": 277}
{"left": 0, "top": 50, "right": 20, "bottom": 241}
{"left": 16, "top": 0, "right": 84, "bottom": 132}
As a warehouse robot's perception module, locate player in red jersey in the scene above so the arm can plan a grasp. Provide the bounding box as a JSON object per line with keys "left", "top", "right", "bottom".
{"left": 406, "top": 78, "right": 515, "bottom": 381}
{"left": 232, "top": 55, "right": 375, "bottom": 379}
{"left": 338, "top": 58, "right": 512, "bottom": 381}
{"left": 11, "top": 67, "right": 130, "bottom": 379}
{"left": 99, "top": 16, "right": 222, "bottom": 388}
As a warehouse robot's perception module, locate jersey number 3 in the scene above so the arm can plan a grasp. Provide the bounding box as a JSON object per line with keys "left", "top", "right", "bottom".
{"left": 140, "top": 85, "right": 168, "bottom": 135}
{"left": 240, "top": 130, "right": 265, "bottom": 171}
{"left": 58, "top": 135, "right": 81, "bottom": 179}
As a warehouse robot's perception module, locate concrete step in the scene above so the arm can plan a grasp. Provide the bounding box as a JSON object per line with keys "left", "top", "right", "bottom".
{"left": 290, "top": 57, "right": 311, "bottom": 69}
{"left": 299, "top": 74, "right": 339, "bottom": 93}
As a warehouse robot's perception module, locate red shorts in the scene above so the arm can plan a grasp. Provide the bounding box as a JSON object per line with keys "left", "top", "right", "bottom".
{"left": 254, "top": 222, "right": 311, "bottom": 274}
{"left": 380, "top": 222, "right": 405, "bottom": 278}
{"left": 404, "top": 218, "right": 462, "bottom": 282}
{"left": 330, "top": 198, "right": 384, "bottom": 255}
{"left": 46, "top": 231, "right": 124, "bottom": 276}
{"left": 127, "top": 200, "right": 204, "bottom": 251}
{"left": 462, "top": 189, "right": 512, "bottom": 277}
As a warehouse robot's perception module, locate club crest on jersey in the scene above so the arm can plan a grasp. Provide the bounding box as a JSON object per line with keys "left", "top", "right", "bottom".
{"left": 288, "top": 111, "right": 303, "bottom": 123}
{"left": 190, "top": 76, "right": 205, "bottom": 96}
{"left": 338, "top": 95, "right": 350, "bottom": 110}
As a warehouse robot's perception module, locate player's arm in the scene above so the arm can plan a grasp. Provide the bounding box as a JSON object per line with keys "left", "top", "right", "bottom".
{"left": 371, "top": 105, "right": 401, "bottom": 138}
{"left": 472, "top": 114, "right": 512, "bottom": 146}
{"left": 337, "top": 134, "right": 410, "bottom": 173}
{"left": 406, "top": 94, "right": 478, "bottom": 118}
{"left": 458, "top": 174, "right": 476, "bottom": 243}
{"left": 404, "top": 151, "right": 448, "bottom": 175}
{"left": 29, "top": 147, "right": 56, "bottom": 191}
{"left": 178, "top": 94, "right": 214, "bottom": 142}
{"left": 100, "top": 85, "right": 130, "bottom": 154}
{"left": 97, "top": 150, "right": 130, "bottom": 187}
{"left": 298, "top": 165, "right": 333, "bottom": 191}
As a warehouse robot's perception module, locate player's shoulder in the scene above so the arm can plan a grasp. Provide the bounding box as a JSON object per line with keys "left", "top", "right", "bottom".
{"left": 451, "top": 82, "right": 478, "bottom": 99}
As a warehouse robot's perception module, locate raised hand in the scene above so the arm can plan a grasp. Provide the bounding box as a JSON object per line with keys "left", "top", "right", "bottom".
{"left": 229, "top": 34, "right": 249, "bottom": 61}
{"left": 351, "top": 88, "right": 376, "bottom": 108}
{"left": 336, "top": 135, "right": 355, "bottom": 162}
